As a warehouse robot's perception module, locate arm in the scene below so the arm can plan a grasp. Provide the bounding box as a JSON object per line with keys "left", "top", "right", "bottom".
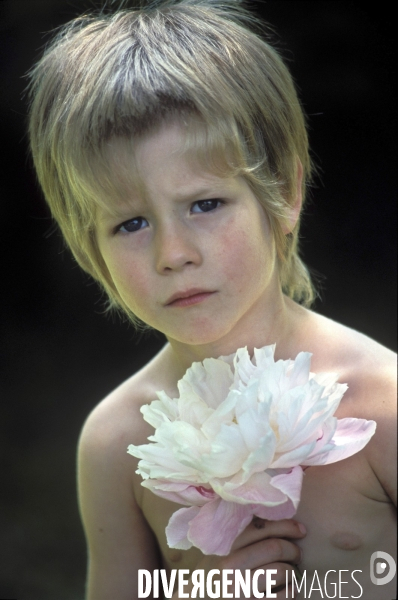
{"left": 365, "top": 366, "right": 397, "bottom": 506}
{"left": 77, "top": 395, "right": 161, "bottom": 600}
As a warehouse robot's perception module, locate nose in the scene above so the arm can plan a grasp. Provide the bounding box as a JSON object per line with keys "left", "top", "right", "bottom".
{"left": 155, "top": 220, "right": 202, "bottom": 274}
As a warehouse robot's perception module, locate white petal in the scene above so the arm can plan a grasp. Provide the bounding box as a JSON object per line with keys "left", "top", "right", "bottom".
{"left": 288, "top": 352, "right": 312, "bottom": 387}
{"left": 199, "top": 423, "right": 250, "bottom": 478}
{"left": 219, "top": 471, "right": 288, "bottom": 506}
{"left": 141, "top": 393, "right": 178, "bottom": 428}
{"left": 240, "top": 428, "right": 277, "bottom": 478}
{"left": 178, "top": 358, "right": 233, "bottom": 409}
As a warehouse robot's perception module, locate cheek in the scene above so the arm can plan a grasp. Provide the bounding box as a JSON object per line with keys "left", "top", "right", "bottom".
{"left": 103, "top": 251, "right": 153, "bottom": 310}
{"left": 216, "top": 221, "right": 274, "bottom": 289}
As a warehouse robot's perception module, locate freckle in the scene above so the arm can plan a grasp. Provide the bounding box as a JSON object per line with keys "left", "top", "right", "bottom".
{"left": 330, "top": 531, "right": 362, "bottom": 551}
{"left": 169, "top": 550, "right": 183, "bottom": 562}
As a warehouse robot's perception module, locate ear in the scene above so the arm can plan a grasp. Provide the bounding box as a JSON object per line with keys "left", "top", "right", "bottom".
{"left": 281, "top": 159, "right": 303, "bottom": 235}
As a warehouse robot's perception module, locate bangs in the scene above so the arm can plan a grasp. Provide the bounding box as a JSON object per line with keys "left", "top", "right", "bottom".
{"left": 67, "top": 110, "right": 280, "bottom": 225}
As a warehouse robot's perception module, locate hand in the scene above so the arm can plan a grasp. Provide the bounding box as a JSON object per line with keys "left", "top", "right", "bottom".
{"left": 193, "top": 518, "right": 306, "bottom": 599}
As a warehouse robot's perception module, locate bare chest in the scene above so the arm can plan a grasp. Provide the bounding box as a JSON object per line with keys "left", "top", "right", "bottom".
{"left": 294, "top": 455, "right": 396, "bottom": 598}
{"left": 136, "top": 452, "right": 396, "bottom": 598}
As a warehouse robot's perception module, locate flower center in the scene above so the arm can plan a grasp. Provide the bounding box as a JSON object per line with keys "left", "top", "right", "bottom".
{"left": 196, "top": 486, "right": 214, "bottom": 498}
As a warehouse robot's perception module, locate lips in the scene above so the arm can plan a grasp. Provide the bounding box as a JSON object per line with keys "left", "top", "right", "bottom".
{"left": 165, "top": 288, "right": 216, "bottom": 307}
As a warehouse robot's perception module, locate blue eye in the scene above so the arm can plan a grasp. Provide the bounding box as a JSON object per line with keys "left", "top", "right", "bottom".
{"left": 117, "top": 217, "right": 148, "bottom": 233}
{"left": 191, "top": 199, "right": 222, "bottom": 213}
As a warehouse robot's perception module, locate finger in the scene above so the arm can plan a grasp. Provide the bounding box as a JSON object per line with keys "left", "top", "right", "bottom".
{"left": 229, "top": 564, "right": 297, "bottom": 600}
{"left": 259, "top": 538, "right": 302, "bottom": 567}
{"left": 254, "top": 561, "right": 297, "bottom": 591}
{"left": 272, "top": 565, "right": 302, "bottom": 599}
{"left": 232, "top": 537, "right": 302, "bottom": 572}
{"left": 247, "top": 587, "right": 289, "bottom": 600}
{"left": 243, "top": 566, "right": 293, "bottom": 600}
{"left": 285, "top": 568, "right": 302, "bottom": 599}
{"left": 233, "top": 518, "right": 306, "bottom": 550}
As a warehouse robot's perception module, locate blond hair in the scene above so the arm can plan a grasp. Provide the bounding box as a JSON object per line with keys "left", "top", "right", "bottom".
{"left": 28, "top": 0, "right": 316, "bottom": 325}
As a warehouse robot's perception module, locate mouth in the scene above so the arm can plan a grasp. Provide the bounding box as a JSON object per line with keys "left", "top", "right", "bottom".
{"left": 165, "top": 289, "right": 216, "bottom": 308}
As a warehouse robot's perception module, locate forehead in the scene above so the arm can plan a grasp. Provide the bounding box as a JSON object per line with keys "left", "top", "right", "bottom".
{"left": 95, "top": 121, "right": 241, "bottom": 214}
{"left": 108, "top": 122, "right": 196, "bottom": 194}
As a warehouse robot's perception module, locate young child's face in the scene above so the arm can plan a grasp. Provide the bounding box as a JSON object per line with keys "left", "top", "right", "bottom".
{"left": 96, "top": 122, "right": 281, "bottom": 347}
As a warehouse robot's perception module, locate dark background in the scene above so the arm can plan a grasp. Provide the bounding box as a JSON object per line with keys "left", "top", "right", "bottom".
{"left": 1, "top": 1, "right": 396, "bottom": 598}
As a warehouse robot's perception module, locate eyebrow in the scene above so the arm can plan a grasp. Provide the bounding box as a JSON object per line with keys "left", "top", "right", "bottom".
{"left": 96, "top": 181, "right": 232, "bottom": 223}
{"left": 173, "top": 186, "right": 222, "bottom": 201}
{"left": 96, "top": 206, "right": 136, "bottom": 223}
{"left": 174, "top": 176, "right": 237, "bottom": 201}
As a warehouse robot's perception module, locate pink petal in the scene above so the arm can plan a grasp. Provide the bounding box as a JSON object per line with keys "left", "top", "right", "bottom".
{"left": 269, "top": 466, "right": 303, "bottom": 509}
{"left": 301, "top": 418, "right": 376, "bottom": 466}
{"left": 249, "top": 466, "right": 303, "bottom": 519}
{"left": 142, "top": 480, "right": 216, "bottom": 506}
{"left": 253, "top": 498, "right": 296, "bottom": 520}
{"left": 166, "top": 506, "right": 200, "bottom": 550}
{"left": 187, "top": 498, "right": 253, "bottom": 555}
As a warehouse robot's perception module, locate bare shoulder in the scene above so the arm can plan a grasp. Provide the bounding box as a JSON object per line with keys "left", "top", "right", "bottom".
{"left": 81, "top": 342, "right": 174, "bottom": 442}
{"left": 306, "top": 311, "right": 397, "bottom": 503}
{"left": 306, "top": 311, "right": 396, "bottom": 418}
{"left": 303, "top": 310, "right": 396, "bottom": 384}
{"left": 79, "top": 359, "right": 157, "bottom": 452}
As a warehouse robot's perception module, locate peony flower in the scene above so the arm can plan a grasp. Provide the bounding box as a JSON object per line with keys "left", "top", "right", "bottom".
{"left": 128, "top": 345, "right": 376, "bottom": 555}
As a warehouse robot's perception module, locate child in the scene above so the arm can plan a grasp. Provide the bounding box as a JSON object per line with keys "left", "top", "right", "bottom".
{"left": 28, "top": 1, "right": 396, "bottom": 598}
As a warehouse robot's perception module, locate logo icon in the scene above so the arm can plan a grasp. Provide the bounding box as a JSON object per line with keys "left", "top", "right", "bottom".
{"left": 370, "top": 551, "right": 396, "bottom": 586}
